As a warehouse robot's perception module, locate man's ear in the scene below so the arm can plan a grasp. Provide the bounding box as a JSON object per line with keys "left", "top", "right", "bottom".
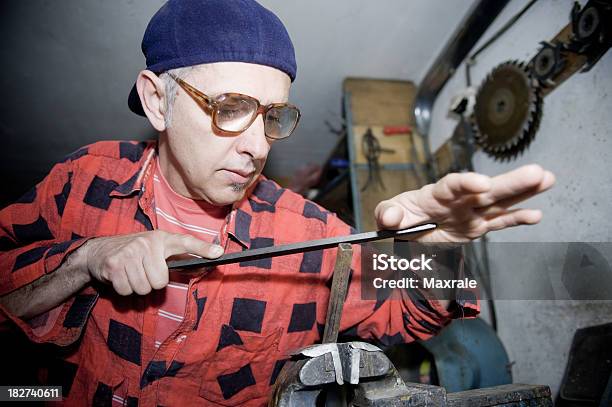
{"left": 136, "top": 70, "right": 167, "bottom": 131}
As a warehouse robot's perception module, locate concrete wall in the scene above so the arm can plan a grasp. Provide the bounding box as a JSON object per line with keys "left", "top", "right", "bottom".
{"left": 428, "top": 0, "right": 612, "bottom": 397}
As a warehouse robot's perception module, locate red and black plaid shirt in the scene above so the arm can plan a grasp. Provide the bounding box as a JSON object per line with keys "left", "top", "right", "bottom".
{"left": 0, "top": 141, "right": 478, "bottom": 406}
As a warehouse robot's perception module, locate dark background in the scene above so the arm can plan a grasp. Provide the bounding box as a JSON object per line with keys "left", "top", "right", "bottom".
{"left": 0, "top": 1, "right": 162, "bottom": 208}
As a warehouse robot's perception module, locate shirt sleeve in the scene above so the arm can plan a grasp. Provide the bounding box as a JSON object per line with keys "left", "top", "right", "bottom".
{"left": 0, "top": 158, "right": 96, "bottom": 346}
{"left": 322, "top": 212, "right": 480, "bottom": 346}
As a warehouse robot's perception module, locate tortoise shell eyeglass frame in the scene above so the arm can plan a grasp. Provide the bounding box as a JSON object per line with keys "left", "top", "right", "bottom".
{"left": 166, "top": 73, "right": 301, "bottom": 140}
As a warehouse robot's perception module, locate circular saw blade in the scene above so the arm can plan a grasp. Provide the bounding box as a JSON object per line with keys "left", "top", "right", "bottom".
{"left": 471, "top": 60, "right": 543, "bottom": 161}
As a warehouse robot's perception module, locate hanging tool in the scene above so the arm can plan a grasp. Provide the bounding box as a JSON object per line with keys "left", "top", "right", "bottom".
{"left": 361, "top": 128, "right": 394, "bottom": 191}
{"left": 382, "top": 126, "right": 412, "bottom": 136}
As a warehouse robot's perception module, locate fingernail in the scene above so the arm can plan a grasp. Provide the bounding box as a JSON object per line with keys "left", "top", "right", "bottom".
{"left": 212, "top": 245, "right": 224, "bottom": 256}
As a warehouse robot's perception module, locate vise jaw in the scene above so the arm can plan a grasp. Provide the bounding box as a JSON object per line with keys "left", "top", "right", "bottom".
{"left": 269, "top": 341, "right": 446, "bottom": 407}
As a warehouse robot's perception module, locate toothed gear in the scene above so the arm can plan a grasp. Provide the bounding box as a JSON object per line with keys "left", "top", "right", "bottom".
{"left": 570, "top": 1, "right": 604, "bottom": 46}
{"left": 471, "top": 60, "right": 543, "bottom": 161}
{"left": 531, "top": 41, "right": 567, "bottom": 84}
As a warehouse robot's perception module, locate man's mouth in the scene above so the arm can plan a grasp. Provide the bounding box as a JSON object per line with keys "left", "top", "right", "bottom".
{"left": 221, "top": 168, "right": 256, "bottom": 184}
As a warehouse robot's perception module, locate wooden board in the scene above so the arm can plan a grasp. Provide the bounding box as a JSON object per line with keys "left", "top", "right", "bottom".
{"left": 351, "top": 125, "right": 428, "bottom": 165}
{"left": 434, "top": 141, "right": 454, "bottom": 177}
{"left": 352, "top": 125, "right": 411, "bottom": 165}
{"left": 343, "top": 77, "right": 428, "bottom": 231}
{"left": 355, "top": 168, "right": 422, "bottom": 232}
{"left": 411, "top": 131, "right": 428, "bottom": 164}
{"left": 343, "top": 78, "right": 416, "bottom": 126}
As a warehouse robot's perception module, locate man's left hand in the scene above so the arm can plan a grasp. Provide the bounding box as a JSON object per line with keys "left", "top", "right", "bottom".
{"left": 374, "top": 164, "right": 555, "bottom": 243}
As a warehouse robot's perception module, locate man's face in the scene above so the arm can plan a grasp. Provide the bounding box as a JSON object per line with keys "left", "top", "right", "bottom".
{"left": 159, "top": 62, "right": 291, "bottom": 206}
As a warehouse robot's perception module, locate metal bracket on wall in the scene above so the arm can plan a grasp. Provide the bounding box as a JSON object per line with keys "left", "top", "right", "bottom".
{"left": 413, "top": 0, "right": 511, "bottom": 181}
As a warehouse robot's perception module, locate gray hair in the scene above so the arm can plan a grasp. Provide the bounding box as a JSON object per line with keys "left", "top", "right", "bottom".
{"left": 159, "top": 66, "right": 194, "bottom": 128}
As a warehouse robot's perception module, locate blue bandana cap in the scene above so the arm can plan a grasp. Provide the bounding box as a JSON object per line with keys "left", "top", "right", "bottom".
{"left": 128, "top": 0, "right": 297, "bottom": 116}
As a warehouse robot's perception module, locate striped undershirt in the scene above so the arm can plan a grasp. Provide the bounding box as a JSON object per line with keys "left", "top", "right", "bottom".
{"left": 151, "top": 158, "right": 229, "bottom": 348}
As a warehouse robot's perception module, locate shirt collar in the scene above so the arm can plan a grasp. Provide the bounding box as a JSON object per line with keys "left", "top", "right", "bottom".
{"left": 109, "top": 140, "right": 256, "bottom": 249}
{"left": 110, "top": 142, "right": 157, "bottom": 197}
{"left": 225, "top": 182, "right": 260, "bottom": 249}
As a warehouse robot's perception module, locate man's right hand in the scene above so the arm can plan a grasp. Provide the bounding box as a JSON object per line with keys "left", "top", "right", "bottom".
{"left": 81, "top": 231, "right": 224, "bottom": 296}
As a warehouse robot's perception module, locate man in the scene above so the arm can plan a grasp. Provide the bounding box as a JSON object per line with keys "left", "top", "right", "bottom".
{"left": 0, "top": 0, "right": 554, "bottom": 405}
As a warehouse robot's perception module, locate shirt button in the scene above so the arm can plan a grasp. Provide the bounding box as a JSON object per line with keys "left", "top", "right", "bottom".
{"left": 176, "top": 334, "right": 187, "bottom": 343}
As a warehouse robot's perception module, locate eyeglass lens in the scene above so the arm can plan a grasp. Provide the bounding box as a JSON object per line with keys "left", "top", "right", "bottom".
{"left": 264, "top": 106, "right": 299, "bottom": 139}
{"left": 215, "top": 95, "right": 259, "bottom": 132}
{"left": 215, "top": 95, "right": 298, "bottom": 139}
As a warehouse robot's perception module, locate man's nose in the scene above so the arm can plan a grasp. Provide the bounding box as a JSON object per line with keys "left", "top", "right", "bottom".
{"left": 236, "top": 115, "right": 271, "bottom": 160}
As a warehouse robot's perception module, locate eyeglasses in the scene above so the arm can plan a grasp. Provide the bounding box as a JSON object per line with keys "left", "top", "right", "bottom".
{"left": 168, "top": 74, "right": 301, "bottom": 140}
